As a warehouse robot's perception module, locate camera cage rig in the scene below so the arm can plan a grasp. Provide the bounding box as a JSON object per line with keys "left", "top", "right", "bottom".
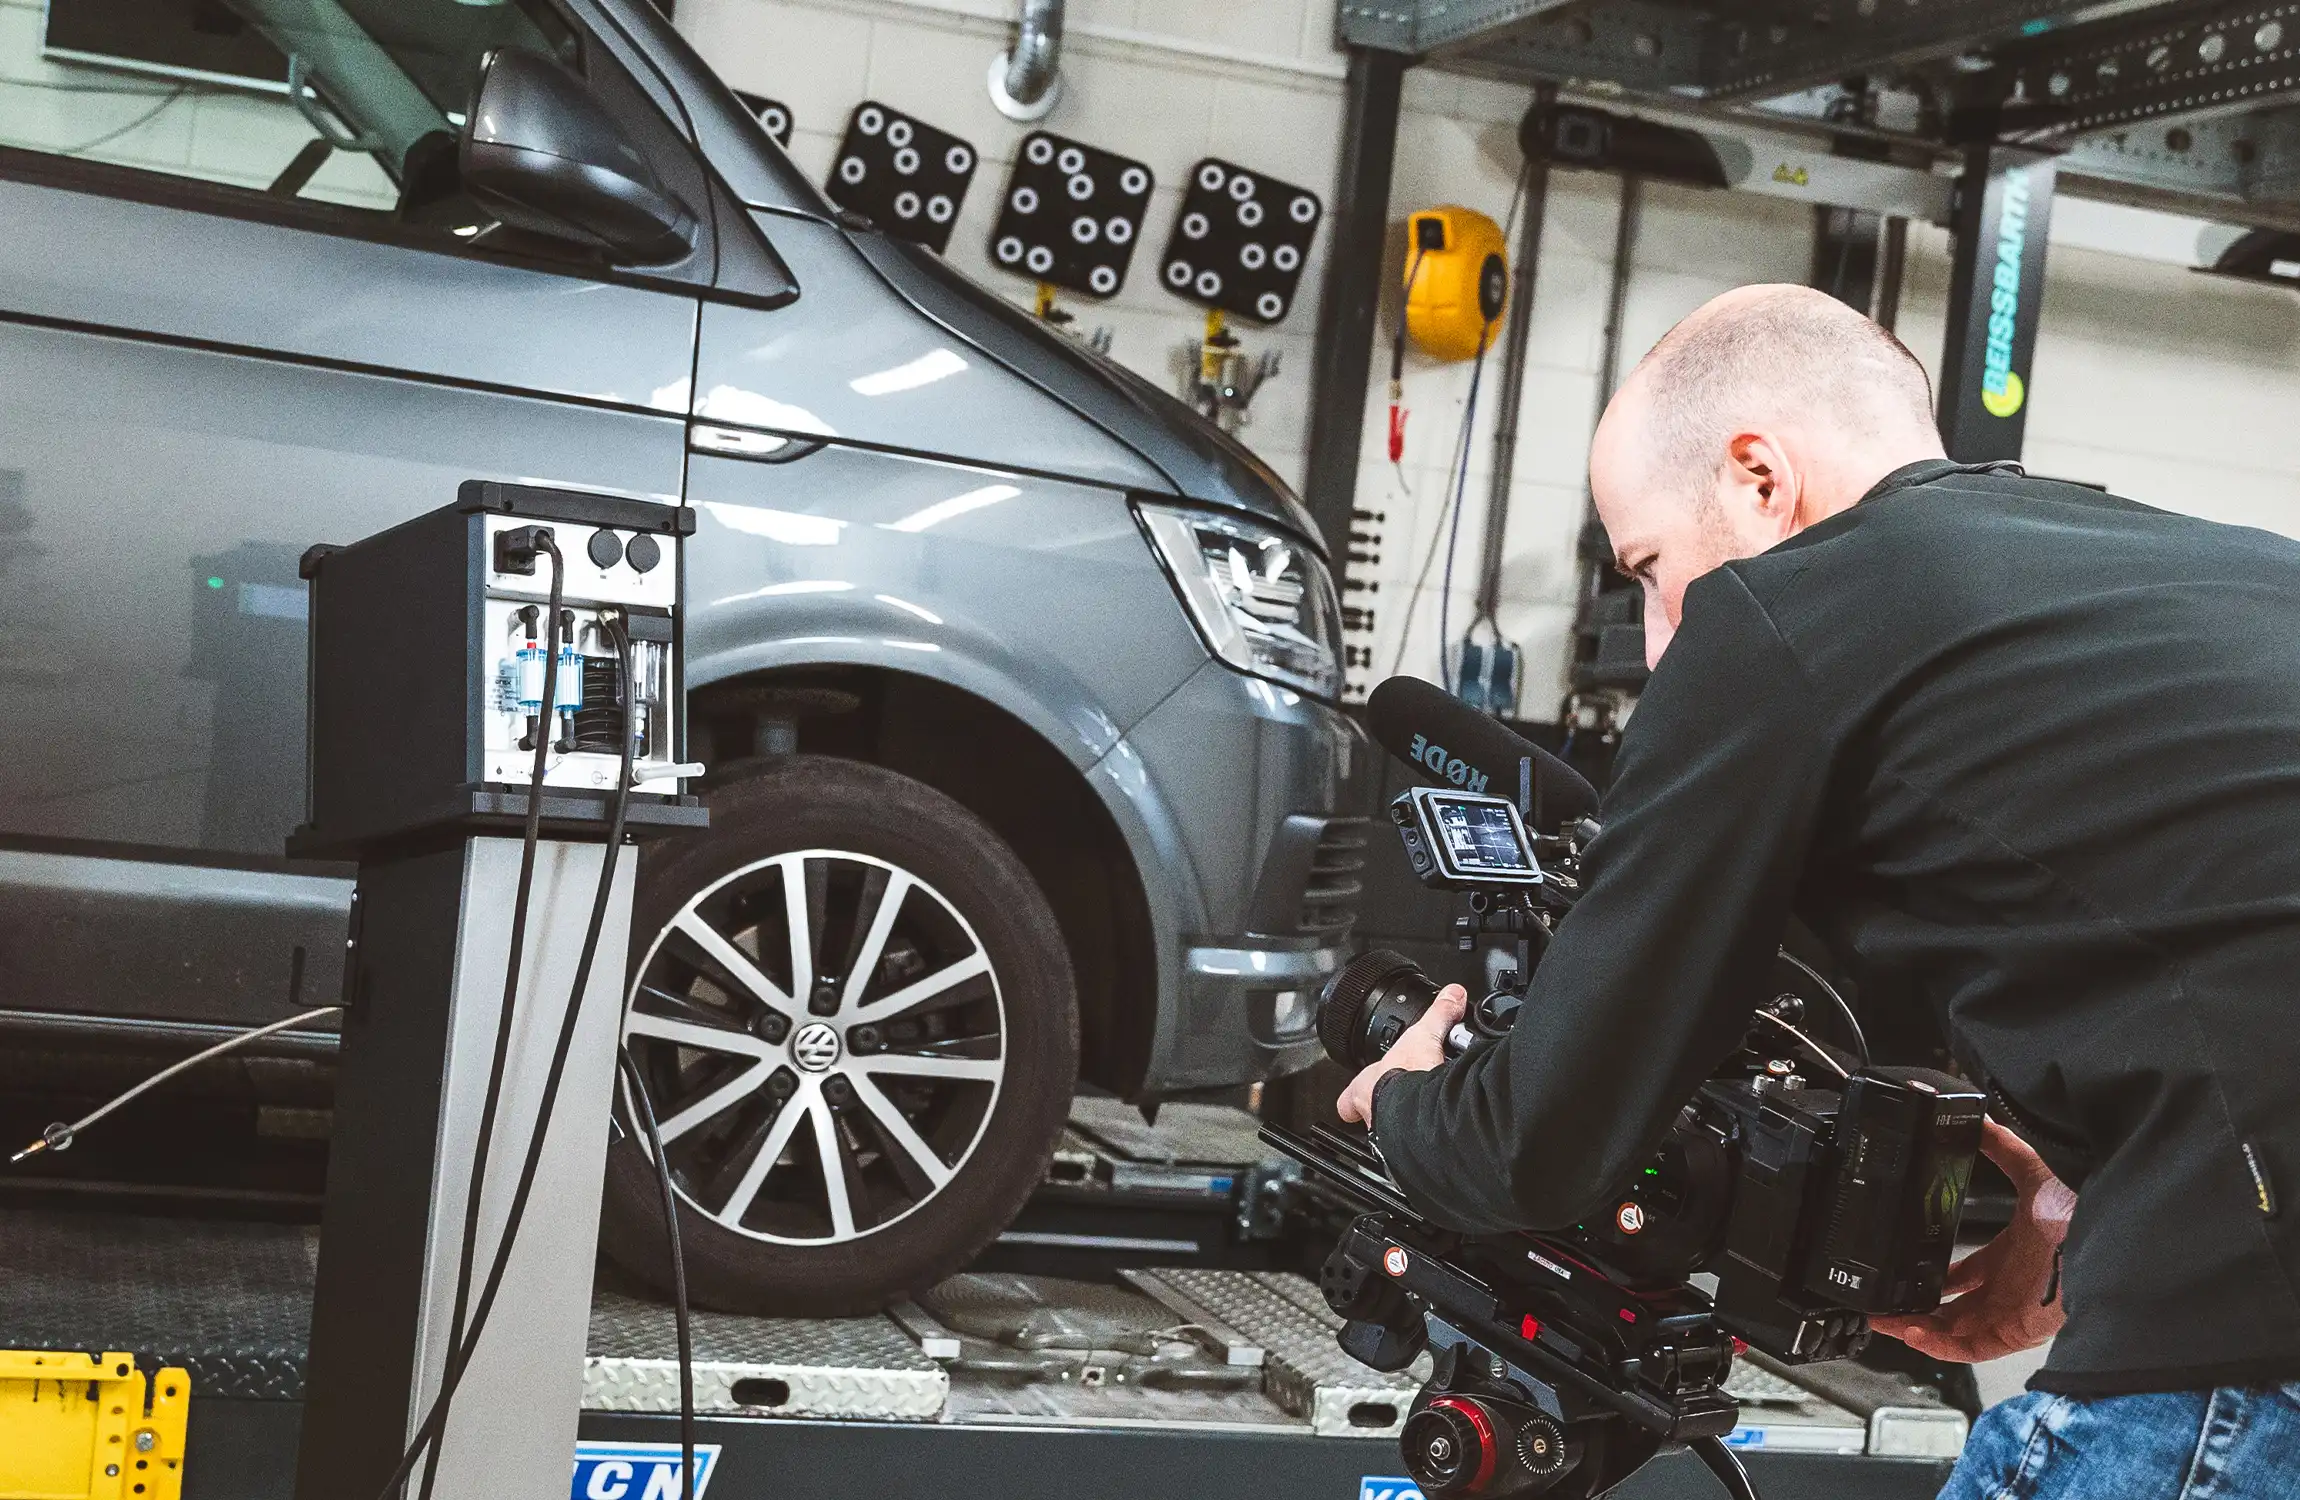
{"left": 1279, "top": 712, "right": 1984, "bottom": 1498}
{"left": 1260, "top": 1118, "right": 1754, "bottom": 1499}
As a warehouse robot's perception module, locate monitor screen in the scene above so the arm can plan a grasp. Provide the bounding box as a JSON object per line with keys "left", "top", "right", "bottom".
{"left": 1429, "top": 793, "right": 1534, "bottom": 875}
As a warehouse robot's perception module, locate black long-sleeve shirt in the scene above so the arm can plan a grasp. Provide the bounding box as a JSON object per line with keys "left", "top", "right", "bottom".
{"left": 1371, "top": 460, "right": 2300, "bottom": 1395}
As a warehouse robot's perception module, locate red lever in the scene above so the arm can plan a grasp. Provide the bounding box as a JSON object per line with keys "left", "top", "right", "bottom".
{"left": 1387, "top": 403, "right": 1408, "bottom": 462}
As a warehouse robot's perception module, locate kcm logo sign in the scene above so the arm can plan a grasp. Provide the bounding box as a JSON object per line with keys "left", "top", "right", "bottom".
{"left": 572, "top": 1441, "right": 721, "bottom": 1500}
{"left": 1981, "top": 169, "right": 2032, "bottom": 419}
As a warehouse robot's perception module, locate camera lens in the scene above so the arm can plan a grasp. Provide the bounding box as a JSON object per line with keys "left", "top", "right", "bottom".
{"left": 1315, "top": 949, "right": 1442, "bottom": 1070}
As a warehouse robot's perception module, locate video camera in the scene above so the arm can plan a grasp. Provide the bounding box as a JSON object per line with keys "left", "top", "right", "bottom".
{"left": 1262, "top": 677, "right": 1984, "bottom": 1499}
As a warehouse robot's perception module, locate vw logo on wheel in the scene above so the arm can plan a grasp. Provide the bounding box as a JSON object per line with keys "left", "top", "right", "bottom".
{"left": 790, "top": 1021, "right": 842, "bottom": 1072}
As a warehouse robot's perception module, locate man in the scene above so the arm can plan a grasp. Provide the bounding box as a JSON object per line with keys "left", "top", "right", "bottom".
{"left": 1340, "top": 284, "right": 2300, "bottom": 1496}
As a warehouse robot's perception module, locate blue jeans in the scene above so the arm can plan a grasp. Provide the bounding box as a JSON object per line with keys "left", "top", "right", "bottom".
{"left": 1940, "top": 1384, "right": 2300, "bottom": 1500}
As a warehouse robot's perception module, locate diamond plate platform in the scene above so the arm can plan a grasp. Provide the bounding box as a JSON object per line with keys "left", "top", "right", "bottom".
{"left": 1123, "top": 1267, "right": 1427, "bottom": 1438}
{"left": 584, "top": 1293, "right": 946, "bottom": 1420}
{"left": 0, "top": 1210, "right": 952, "bottom": 1419}
{"left": 0, "top": 1210, "right": 315, "bottom": 1400}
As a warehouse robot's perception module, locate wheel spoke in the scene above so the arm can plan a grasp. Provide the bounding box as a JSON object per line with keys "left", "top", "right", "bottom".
{"left": 837, "top": 870, "right": 911, "bottom": 1015}
{"left": 860, "top": 1052, "right": 1002, "bottom": 1082}
{"left": 847, "top": 1071, "right": 953, "bottom": 1191}
{"left": 719, "top": 1080, "right": 815, "bottom": 1223}
{"left": 847, "top": 950, "right": 992, "bottom": 1028}
{"left": 624, "top": 1010, "right": 768, "bottom": 1060}
{"left": 782, "top": 857, "right": 815, "bottom": 1004}
{"left": 671, "top": 910, "right": 798, "bottom": 1020}
{"left": 636, "top": 983, "right": 748, "bottom": 1030}
{"left": 809, "top": 1094, "right": 857, "bottom": 1239}
{"left": 653, "top": 1060, "right": 775, "bottom": 1145}
{"left": 643, "top": 849, "right": 1010, "bottom": 1244}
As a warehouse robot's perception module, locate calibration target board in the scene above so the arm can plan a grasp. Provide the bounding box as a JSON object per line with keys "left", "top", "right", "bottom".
{"left": 825, "top": 100, "right": 978, "bottom": 254}
{"left": 732, "top": 90, "right": 793, "bottom": 147}
{"left": 989, "top": 131, "right": 1154, "bottom": 298}
{"left": 1158, "top": 158, "right": 1322, "bottom": 325}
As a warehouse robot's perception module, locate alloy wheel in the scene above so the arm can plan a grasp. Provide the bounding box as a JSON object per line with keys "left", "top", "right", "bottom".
{"left": 621, "top": 849, "right": 1006, "bottom": 1245}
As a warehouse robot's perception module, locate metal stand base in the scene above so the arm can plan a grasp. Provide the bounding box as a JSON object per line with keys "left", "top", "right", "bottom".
{"left": 294, "top": 836, "right": 634, "bottom": 1500}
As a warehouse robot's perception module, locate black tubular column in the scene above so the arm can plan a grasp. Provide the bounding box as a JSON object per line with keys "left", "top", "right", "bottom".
{"left": 1473, "top": 88, "right": 1556, "bottom": 629}
{"left": 1937, "top": 143, "right": 2055, "bottom": 463}
{"left": 1303, "top": 45, "right": 1409, "bottom": 556}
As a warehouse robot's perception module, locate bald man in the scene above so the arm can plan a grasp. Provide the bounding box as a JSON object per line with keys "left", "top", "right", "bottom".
{"left": 1343, "top": 285, "right": 2300, "bottom": 1497}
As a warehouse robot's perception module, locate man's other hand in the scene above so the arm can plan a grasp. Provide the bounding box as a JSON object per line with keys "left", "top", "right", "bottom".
{"left": 1869, "top": 1119, "right": 2076, "bottom": 1364}
{"left": 1335, "top": 983, "right": 1468, "bottom": 1125}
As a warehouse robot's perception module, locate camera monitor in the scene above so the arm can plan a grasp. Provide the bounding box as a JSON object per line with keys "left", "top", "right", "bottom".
{"left": 1392, "top": 786, "right": 1544, "bottom": 890}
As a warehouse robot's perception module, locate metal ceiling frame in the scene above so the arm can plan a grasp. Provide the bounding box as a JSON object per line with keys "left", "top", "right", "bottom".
{"left": 1336, "top": 0, "right": 2300, "bottom": 232}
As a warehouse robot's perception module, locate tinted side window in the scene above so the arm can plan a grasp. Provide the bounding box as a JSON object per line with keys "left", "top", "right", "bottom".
{"left": 1, "top": 0, "right": 580, "bottom": 224}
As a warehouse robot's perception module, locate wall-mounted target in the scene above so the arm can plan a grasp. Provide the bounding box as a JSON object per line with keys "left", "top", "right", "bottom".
{"left": 986, "top": 131, "right": 1153, "bottom": 299}
{"left": 732, "top": 90, "right": 793, "bottom": 147}
{"left": 1157, "top": 158, "right": 1323, "bottom": 325}
{"left": 823, "top": 100, "right": 977, "bottom": 254}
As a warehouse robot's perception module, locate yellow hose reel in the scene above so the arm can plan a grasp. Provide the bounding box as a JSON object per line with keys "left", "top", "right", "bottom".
{"left": 1404, "top": 205, "right": 1508, "bottom": 362}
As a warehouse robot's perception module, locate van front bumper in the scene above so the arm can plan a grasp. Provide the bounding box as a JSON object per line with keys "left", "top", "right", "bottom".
{"left": 1102, "top": 660, "right": 1372, "bottom": 1095}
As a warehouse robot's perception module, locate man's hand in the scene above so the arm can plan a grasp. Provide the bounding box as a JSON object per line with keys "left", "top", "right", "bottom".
{"left": 1335, "top": 984, "right": 1468, "bottom": 1126}
{"left": 1869, "top": 1119, "right": 2076, "bottom": 1364}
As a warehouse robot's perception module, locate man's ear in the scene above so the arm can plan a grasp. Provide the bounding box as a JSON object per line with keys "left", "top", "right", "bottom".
{"left": 1726, "top": 430, "right": 1800, "bottom": 534}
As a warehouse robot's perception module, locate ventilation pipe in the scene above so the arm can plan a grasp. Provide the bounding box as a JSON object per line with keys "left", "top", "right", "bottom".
{"left": 988, "top": 0, "right": 1064, "bottom": 121}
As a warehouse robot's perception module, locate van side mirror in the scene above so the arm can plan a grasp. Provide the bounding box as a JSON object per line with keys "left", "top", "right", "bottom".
{"left": 460, "top": 48, "right": 698, "bottom": 267}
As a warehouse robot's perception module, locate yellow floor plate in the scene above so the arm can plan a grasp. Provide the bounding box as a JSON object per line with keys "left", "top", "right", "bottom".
{"left": 0, "top": 1352, "right": 188, "bottom": 1500}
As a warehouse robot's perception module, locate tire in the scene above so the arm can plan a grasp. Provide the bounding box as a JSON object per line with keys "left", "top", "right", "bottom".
{"left": 598, "top": 755, "right": 1079, "bottom": 1316}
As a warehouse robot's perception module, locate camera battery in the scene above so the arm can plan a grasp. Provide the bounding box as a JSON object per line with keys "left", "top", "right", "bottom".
{"left": 1806, "top": 1067, "right": 1986, "bottom": 1314}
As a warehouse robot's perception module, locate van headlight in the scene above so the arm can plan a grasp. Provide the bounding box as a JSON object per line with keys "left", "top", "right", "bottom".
{"left": 1137, "top": 502, "right": 1342, "bottom": 699}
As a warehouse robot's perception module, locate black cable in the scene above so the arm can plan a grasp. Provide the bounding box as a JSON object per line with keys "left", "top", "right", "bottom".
{"left": 1433, "top": 162, "right": 1525, "bottom": 691}
{"left": 1388, "top": 361, "right": 1479, "bottom": 680}
{"left": 609, "top": 620, "right": 695, "bottom": 1499}
{"left": 1391, "top": 244, "right": 1428, "bottom": 391}
{"left": 379, "top": 611, "right": 638, "bottom": 1500}
{"left": 1775, "top": 949, "right": 1869, "bottom": 1069}
{"left": 1690, "top": 1434, "right": 1762, "bottom": 1500}
{"left": 616, "top": 1046, "right": 695, "bottom": 1500}
{"left": 416, "top": 538, "right": 564, "bottom": 1500}
{"left": 1754, "top": 1009, "right": 1854, "bottom": 1082}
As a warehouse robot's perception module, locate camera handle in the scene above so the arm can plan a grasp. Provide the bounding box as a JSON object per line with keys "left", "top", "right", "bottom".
{"left": 1689, "top": 1435, "right": 1760, "bottom": 1500}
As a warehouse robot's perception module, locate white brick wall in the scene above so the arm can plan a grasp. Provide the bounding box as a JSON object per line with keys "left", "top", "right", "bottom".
{"left": 678, "top": 0, "right": 2300, "bottom": 710}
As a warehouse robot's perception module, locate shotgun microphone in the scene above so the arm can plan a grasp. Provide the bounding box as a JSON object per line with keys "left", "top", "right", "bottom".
{"left": 1364, "top": 675, "right": 1600, "bottom": 831}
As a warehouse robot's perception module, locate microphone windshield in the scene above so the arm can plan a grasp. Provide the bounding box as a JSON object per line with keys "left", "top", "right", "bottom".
{"left": 1364, "top": 675, "right": 1599, "bottom": 830}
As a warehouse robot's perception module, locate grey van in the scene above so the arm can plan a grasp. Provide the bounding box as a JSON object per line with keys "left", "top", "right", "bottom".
{"left": 0, "top": 0, "right": 1365, "bottom": 1311}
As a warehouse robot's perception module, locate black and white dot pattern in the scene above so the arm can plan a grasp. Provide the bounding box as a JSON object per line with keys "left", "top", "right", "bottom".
{"left": 1157, "top": 158, "right": 1322, "bottom": 325}
{"left": 731, "top": 90, "right": 793, "bottom": 148}
{"left": 823, "top": 101, "right": 977, "bottom": 255}
{"left": 987, "top": 131, "right": 1153, "bottom": 300}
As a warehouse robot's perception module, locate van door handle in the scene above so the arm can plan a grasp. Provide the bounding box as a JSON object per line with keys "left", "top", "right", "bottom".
{"left": 689, "top": 424, "right": 826, "bottom": 464}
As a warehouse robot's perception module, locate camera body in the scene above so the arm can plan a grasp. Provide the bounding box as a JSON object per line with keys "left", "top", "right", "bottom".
{"left": 1568, "top": 1065, "right": 1983, "bottom": 1363}
{"left": 1267, "top": 775, "right": 1983, "bottom": 1496}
